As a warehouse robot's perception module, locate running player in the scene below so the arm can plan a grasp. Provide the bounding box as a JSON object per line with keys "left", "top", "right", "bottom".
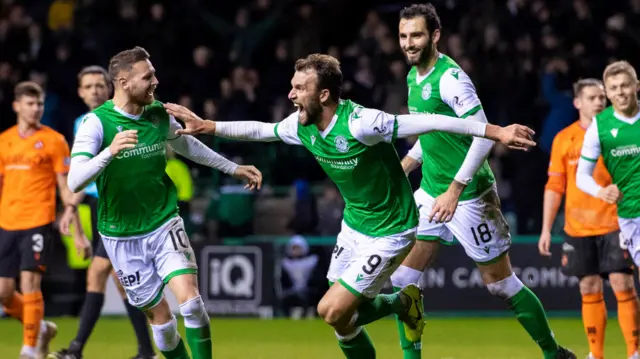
{"left": 67, "top": 46, "right": 262, "bottom": 359}
{"left": 577, "top": 61, "right": 640, "bottom": 359}
{"left": 539, "top": 78, "right": 638, "bottom": 359}
{"left": 162, "top": 53, "right": 536, "bottom": 358}
{"left": 0, "top": 81, "right": 86, "bottom": 359}
{"left": 48, "top": 66, "right": 156, "bottom": 359}
{"left": 393, "top": 4, "right": 575, "bottom": 359}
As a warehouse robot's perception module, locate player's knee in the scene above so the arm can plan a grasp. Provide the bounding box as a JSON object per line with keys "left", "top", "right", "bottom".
{"left": 608, "top": 272, "right": 634, "bottom": 292}
{"left": 390, "top": 265, "right": 423, "bottom": 289}
{"left": 179, "top": 295, "right": 209, "bottom": 328}
{"left": 317, "top": 300, "right": 347, "bottom": 327}
{"left": 578, "top": 275, "right": 603, "bottom": 295}
{"left": 86, "top": 261, "right": 111, "bottom": 292}
{"left": 486, "top": 272, "right": 523, "bottom": 299}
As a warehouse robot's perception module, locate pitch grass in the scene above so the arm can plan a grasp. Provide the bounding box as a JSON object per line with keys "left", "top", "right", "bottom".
{"left": 0, "top": 316, "right": 628, "bottom": 358}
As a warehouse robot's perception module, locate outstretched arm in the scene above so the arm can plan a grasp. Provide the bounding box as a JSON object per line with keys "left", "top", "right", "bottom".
{"left": 164, "top": 102, "right": 302, "bottom": 145}
{"left": 167, "top": 117, "right": 262, "bottom": 190}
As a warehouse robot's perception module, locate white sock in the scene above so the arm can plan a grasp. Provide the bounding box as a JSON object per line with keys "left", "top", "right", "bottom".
{"left": 20, "top": 345, "right": 36, "bottom": 357}
{"left": 390, "top": 265, "right": 423, "bottom": 289}
{"left": 179, "top": 295, "right": 210, "bottom": 328}
{"left": 335, "top": 326, "right": 363, "bottom": 342}
{"left": 150, "top": 316, "right": 181, "bottom": 352}
{"left": 39, "top": 320, "right": 47, "bottom": 336}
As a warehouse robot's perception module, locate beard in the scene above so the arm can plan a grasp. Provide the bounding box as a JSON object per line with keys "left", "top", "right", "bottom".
{"left": 299, "top": 97, "right": 323, "bottom": 126}
{"left": 404, "top": 38, "right": 435, "bottom": 67}
{"left": 129, "top": 87, "right": 155, "bottom": 106}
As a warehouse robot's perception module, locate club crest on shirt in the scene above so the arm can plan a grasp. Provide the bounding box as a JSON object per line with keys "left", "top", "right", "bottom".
{"left": 422, "top": 83, "right": 432, "bottom": 100}
{"left": 149, "top": 115, "right": 160, "bottom": 128}
{"left": 335, "top": 135, "right": 349, "bottom": 153}
{"left": 34, "top": 141, "right": 43, "bottom": 149}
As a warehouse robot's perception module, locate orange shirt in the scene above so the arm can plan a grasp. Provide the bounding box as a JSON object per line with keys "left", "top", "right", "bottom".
{"left": 0, "top": 125, "right": 70, "bottom": 230}
{"left": 546, "top": 121, "right": 619, "bottom": 237}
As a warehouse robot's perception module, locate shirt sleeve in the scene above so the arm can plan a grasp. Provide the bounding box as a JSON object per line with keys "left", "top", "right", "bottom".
{"left": 274, "top": 111, "right": 303, "bottom": 145}
{"left": 51, "top": 134, "right": 71, "bottom": 174}
{"left": 580, "top": 119, "right": 601, "bottom": 162}
{"left": 71, "top": 113, "right": 103, "bottom": 158}
{"left": 545, "top": 131, "right": 567, "bottom": 194}
{"left": 349, "top": 107, "right": 397, "bottom": 146}
{"left": 406, "top": 140, "right": 423, "bottom": 163}
{"left": 439, "top": 68, "right": 483, "bottom": 118}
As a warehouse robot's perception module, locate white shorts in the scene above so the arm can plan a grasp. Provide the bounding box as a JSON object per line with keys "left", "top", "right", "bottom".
{"left": 415, "top": 187, "right": 511, "bottom": 263}
{"left": 326, "top": 221, "right": 415, "bottom": 298}
{"left": 619, "top": 217, "right": 640, "bottom": 266}
{"left": 101, "top": 216, "right": 197, "bottom": 310}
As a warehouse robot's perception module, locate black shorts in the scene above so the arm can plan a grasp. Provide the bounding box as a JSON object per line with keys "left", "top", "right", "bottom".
{"left": 0, "top": 223, "right": 55, "bottom": 278}
{"left": 561, "top": 231, "right": 634, "bottom": 278}
{"left": 83, "top": 195, "right": 108, "bottom": 259}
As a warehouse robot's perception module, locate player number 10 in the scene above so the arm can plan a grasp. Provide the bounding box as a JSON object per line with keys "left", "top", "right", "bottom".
{"left": 169, "top": 228, "right": 189, "bottom": 251}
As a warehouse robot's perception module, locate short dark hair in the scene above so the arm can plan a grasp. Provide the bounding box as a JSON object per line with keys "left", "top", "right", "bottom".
{"left": 573, "top": 78, "right": 603, "bottom": 97}
{"left": 14, "top": 81, "right": 44, "bottom": 100}
{"left": 294, "top": 53, "right": 343, "bottom": 103}
{"left": 108, "top": 46, "right": 150, "bottom": 80}
{"left": 400, "top": 3, "right": 441, "bottom": 33}
{"left": 78, "top": 65, "right": 110, "bottom": 86}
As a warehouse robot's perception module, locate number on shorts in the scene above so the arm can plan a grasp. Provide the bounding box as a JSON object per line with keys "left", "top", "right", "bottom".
{"left": 169, "top": 228, "right": 189, "bottom": 251}
{"left": 31, "top": 234, "right": 44, "bottom": 253}
{"left": 333, "top": 245, "right": 344, "bottom": 259}
{"left": 362, "top": 254, "right": 382, "bottom": 275}
{"left": 471, "top": 223, "right": 492, "bottom": 246}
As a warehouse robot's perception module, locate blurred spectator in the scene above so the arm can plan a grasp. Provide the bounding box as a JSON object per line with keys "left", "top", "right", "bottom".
{"left": 48, "top": 0, "right": 74, "bottom": 32}
{"left": 316, "top": 181, "right": 343, "bottom": 236}
{"left": 278, "top": 235, "right": 324, "bottom": 319}
{"left": 288, "top": 179, "right": 318, "bottom": 236}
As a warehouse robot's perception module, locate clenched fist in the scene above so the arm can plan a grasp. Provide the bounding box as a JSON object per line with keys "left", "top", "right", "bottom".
{"left": 109, "top": 130, "right": 138, "bottom": 156}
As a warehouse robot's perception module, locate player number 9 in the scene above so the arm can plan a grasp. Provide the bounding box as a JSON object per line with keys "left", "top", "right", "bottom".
{"left": 362, "top": 254, "right": 382, "bottom": 275}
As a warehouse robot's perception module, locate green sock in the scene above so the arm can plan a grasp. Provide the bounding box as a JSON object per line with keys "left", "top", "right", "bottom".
{"left": 506, "top": 286, "right": 559, "bottom": 359}
{"left": 338, "top": 328, "right": 376, "bottom": 359}
{"left": 353, "top": 293, "right": 405, "bottom": 327}
{"left": 161, "top": 338, "right": 190, "bottom": 359}
{"left": 393, "top": 286, "right": 422, "bottom": 359}
{"left": 185, "top": 325, "right": 212, "bottom": 359}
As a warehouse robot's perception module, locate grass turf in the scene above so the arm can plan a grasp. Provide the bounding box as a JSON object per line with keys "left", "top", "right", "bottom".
{"left": 0, "top": 316, "right": 628, "bottom": 358}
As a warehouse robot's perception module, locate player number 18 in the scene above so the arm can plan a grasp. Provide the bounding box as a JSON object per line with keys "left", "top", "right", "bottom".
{"left": 471, "top": 223, "right": 492, "bottom": 246}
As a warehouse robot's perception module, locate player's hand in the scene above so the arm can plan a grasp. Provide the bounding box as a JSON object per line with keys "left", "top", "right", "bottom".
{"left": 538, "top": 231, "right": 552, "bottom": 256}
{"left": 429, "top": 183, "right": 462, "bottom": 223}
{"left": 163, "top": 103, "right": 212, "bottom": 135}
{"left": 59, "top": 205, "right": 76, "bottom": 236}
{"left": 233, "top": 165, "right": 263, "bottom": 191}
{"left": 597, "top": 184, "right": 623, "bottom": 204}
{"left": 494, "top": 124, "right": 537, "bottom": 151}
{"left": 109, "top": 130, "right": 138, "bottom": 156}
{"left": 73, "top": 233, "right": 92, "bottom": 260}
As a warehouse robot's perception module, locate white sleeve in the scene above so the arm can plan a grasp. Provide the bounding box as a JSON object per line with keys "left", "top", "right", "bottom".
{"left": 274, "top": 111, "right": 302, "bottom": 145}
{"left": 168, "top": 116, "right": 239, "bottom": 175}
{"left": 406, "top": 140, "right": 423, "bottom": 163}
{"left": 71, "top": 113, "right": 103, "bottom": 157}
{"left": 68, "top": 114, "right": 113, "bottom": 192}
{"left": 349, "top": 107, "right": 397, "bottom": 146}
{"left": 453, "top": 110, "right": 495, "bottom": 185}
{"left": 440, "top": 68, "right": 483, "bottom": 118}
{"left": 395, "top": 113, "right": 486, "bottom": 139}
{"left": 576, "top": 120, "right": 603, "bottom": 197}
{"left": 580, "top": 119, "right": 601, "bottom": 161}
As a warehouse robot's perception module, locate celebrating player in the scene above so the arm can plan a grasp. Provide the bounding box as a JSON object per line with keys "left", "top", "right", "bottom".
{"left": 393, "top": 4, "right": 575, "bottom": 359}
{"left": 539, "top": 78, "right": 638, "bottom": 359}
{"left": 66, "top": 47, "right": 262, "bottom": 359}
{"left": 0, "top": 82, "right": 86, "bottom": 359}
{"left": 577, "top": 61, "right": 640, "bottom": 359}
{"left": 48, "top": 66, "right": 156, "bottom": 359}
{"left": 163, "top": 52, "right": 535, "bottom": 358}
